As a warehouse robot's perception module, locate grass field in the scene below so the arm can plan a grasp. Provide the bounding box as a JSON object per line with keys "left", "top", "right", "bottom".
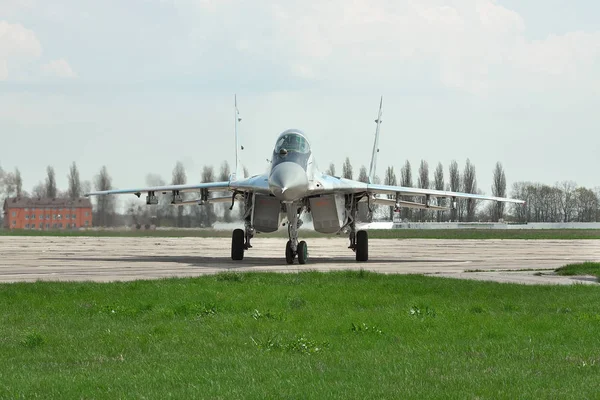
{"left": 1, "top": 271, "right": 600, "bottom": 398}
{"left": 556, "top": 262, "right": 600, "bottom": 281}
{"left": 2, "top": 228, "right": 600, "bottom": 240}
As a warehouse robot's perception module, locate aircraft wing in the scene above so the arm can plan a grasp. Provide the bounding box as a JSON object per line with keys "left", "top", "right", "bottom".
{"left": 86, "top": 181, "right": 231, "bottom": 196}
{"left": 366, "top": 183, "right": 525, "bottom": 204}
{"left": 86, "top": 175, "right": 271, "bottom": 197}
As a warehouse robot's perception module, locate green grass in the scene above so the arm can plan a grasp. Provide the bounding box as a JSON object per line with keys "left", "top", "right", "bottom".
{"left": 1, "top": 272, "right": 600, "bottom": 398}
{"left": 556, "top": 262, "right": 600, "bottom": 281}
{"left": 2, "top": 228, "right": 600, "bottom": 239}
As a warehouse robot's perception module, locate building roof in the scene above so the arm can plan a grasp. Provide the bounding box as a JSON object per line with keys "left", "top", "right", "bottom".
{"left": 3, "top": 197, "right": 92, "bottom": 209}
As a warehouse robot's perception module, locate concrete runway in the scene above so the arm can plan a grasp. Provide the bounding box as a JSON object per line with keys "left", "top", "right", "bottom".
{"left": 1, "top": 236, "right": 600, "bottom": 285}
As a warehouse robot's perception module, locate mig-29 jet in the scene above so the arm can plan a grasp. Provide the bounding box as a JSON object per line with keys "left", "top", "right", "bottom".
{"left": 87, "top": 97, "right": 524, "bottom": 264}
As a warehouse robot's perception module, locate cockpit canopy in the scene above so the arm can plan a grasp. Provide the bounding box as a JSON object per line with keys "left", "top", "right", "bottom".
{"left": 275, "top": 132, "right": 310, "bottom": 154}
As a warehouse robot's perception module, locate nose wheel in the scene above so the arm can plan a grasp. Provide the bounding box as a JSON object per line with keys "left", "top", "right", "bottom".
{"left": 285, "top": 240, "right": 309, "bottom": 264}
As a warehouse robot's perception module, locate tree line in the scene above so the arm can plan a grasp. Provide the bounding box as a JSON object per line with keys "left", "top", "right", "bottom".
{"left": 1, "top": 159, "right": 598, "bottom": 227}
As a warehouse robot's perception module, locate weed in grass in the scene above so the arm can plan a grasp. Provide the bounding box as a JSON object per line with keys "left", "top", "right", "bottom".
{"left": 173, "top": 303, "right": 216, "bottom": 318}
{"left": 251, "top": 309, "right": 282, "bottom": 321}
{"left": 409, "top": 305, "right": 437, "bottom": 318}
{"left": 288, "top": 297, "right": 306, "bottom": 309}
{"left": 343, "top": 268, "right": 372, "bottom": 279}
{"left": 251, "top": 335, "right": 328, "bottom": 355}
{"left": 351, "top": 322, "right": 383, "bottom": 335}
{"left": 21, "top": 331, "right": 45, "bottom": 348}
{"left": 556, "top": 307, "right": 572, "bottom": 314}
{"left": 216, "top": 272, "right": 243, "bottom": 282}
{"left": 503, "top": 304, "right": 520, "bottom": 312}
{"left": 470, "top": 306, "right": 486, "bottom": 314}
{"left": 287, "top": 336, "right": 328, "bottom": 355}
{"left": 576, "top": 312, "right": 600, "bottom": 323}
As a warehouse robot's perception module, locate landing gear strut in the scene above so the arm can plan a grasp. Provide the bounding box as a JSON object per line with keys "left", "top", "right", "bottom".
{"left": 346, "top": 194, "right": 369, "bottom": 262}
{"left": 284, "top": 202, "right": 308, "bottom": 264}
{"left": 231, "top": 193, "right": 255, "bottom": 261}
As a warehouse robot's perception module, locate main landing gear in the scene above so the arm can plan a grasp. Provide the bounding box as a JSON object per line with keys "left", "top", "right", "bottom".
{"left": 345, "top": 193, "right": 369, "bottom": 262}
{"left": 231, "top": 193, "right": 369, "bottom": 264}
{"left": 231, "top": 193, "right": 255, "bottom": 261}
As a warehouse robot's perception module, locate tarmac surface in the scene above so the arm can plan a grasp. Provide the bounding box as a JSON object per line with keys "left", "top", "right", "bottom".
{"left": 1, "top": 236, "right": 600, "bottom": 285}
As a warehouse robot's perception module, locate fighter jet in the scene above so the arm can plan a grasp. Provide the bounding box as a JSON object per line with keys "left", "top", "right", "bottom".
{"left": 86, "top": 97, "right": 524, "bottom": 264}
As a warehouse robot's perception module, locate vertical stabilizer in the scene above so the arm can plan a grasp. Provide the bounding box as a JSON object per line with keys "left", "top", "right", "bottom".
{"left": 368, "top": 96, "right": 383, "bottom": 184}
{"left": 232, "top": 95, "right": 243, "bottom": 181}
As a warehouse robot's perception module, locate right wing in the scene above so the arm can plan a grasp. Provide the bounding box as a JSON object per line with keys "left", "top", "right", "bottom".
{"left": 85, "top": 175, "right": 271, "bottom": 204}
{"left": 86, "top": 181, "right": 231, "bottom": 197}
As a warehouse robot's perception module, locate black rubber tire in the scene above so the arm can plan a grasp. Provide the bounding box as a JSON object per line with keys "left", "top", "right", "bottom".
{"left": 298, "top": 241, "right": 308, "bottom": 265}
{"left": 285, "top": 240, "right": 294, "bottom": 265}
{"left": 356, "top": 230, "right": 368, "bottom": 262}
{"left": 231, "top": 229, "right": 245, "bottom": 260}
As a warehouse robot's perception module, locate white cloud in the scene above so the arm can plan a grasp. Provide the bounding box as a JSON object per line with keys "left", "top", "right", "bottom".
{"left": 0, "top": 20, "right": 77, "bottom": 81}
{"left": 177, "top": 0, "right": 600, "bottom": 94}
{"left": 41, "top": 58, "right": 77, "bottom": 78}
{"left": 0, "top": 20, "right": 42, "bottom": 80}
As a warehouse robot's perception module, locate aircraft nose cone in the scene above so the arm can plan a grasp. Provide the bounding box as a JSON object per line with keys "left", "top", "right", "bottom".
{"left": 269, "top": 162, "right": 309, "bottom": 201}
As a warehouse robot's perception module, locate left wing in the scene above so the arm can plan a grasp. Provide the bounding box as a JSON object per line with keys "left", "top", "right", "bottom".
{"left": 314, "top": 175, "right": 523, "bottom": 210}
{"left": 366, "top": 183, "right": 525, "bottom": 205}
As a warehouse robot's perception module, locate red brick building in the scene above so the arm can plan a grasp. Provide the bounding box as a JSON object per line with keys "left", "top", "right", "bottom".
{"left": 3, "top": 197, "right": 93, "bottom": 230}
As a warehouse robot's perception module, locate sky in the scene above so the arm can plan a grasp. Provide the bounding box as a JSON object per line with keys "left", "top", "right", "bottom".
{"left": 1, "top": 0, "right": 599, "bottom": 202}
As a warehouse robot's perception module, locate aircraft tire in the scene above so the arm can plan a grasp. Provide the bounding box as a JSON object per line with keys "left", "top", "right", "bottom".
{"left": 285, "top": 240, "right": 294, "bottom": 264}
{"left": 231, "top": 229, "right": 245, "bottom": 260}
{"left": 356, "top": 230, "right": 368, "bottom": 262}
{"left": 298, "top": 241, "right": 308, "bottom": 265}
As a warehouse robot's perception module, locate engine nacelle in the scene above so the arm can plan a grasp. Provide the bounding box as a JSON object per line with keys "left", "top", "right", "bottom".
{"left": 252, "top": 194, "right": 281, "bottom": 233}
{"left": 309, "top": 194, "right": 345, "bottom": 234}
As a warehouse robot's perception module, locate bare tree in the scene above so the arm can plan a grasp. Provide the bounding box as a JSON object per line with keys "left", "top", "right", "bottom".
{"left": 194, "top": 166, "right": 217, "bottom": 228}
{"left": 491, "top": 162, "right": 507, "bottom": 221}
{"left": 45, "top": 166, "right": 57, "bottom": 199}
{"left": 94, "top": 166, "right": 115, "bottom": 227}
{"left": 434, "top": 162, "right": 444, "bottom": 221}
{"left": 384, "top": 166, "right": 397, "bottom": 220}
{"left": 462, "top": 159, "right": 477, "bottom": 222}
{"left": 575, "top": 187, "right": 598, "bottom": 222}
{"left": 219, "top": 161, "right": 232, "bottom": 223}
{"left": 14, "top": 168, "right": 23, "bottom": 197}
{"left": 357, "top": 166, "right": 368, "bottom": 183}
{"left": 1, "top": 170, "right": 16, "bottom": 198}
{"left": 342, "top": 157, "right": 353, "bottom": 180}
{"left": 557, "top": 181, "right": 577, "bottom": 222}
{"left": 82, "top": 181, "right": 92, "bottom": 196}
{"left": 400, "top": 160, "right": 413, "bottom": 220}
{"left": 417, "top": 160, "right": 430, "bottom": 221}
{"left": 448, "top": 160, "right": 460, "bottom": 221}
{"left": 0, "top": 167, "right": 17, "bottom": 201}
{"left": 172, "top": 162, "right": 187, "bottom": 227}
{"left": 67, "top": 162, "right": 82, "bottom": 199}
{"left": 32, "top": 182, "right": 46, "bottom": 198}
{"left": 146, "top": 173, "right": 170, "bottom": 226}
{"left": 325, "top": 163, "right": 336, "bottom": 176}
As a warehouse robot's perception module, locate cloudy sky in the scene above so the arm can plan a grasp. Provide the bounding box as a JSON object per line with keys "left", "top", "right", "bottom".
{"left": 1, "top": 0, "right": 599, "bottom": 198}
